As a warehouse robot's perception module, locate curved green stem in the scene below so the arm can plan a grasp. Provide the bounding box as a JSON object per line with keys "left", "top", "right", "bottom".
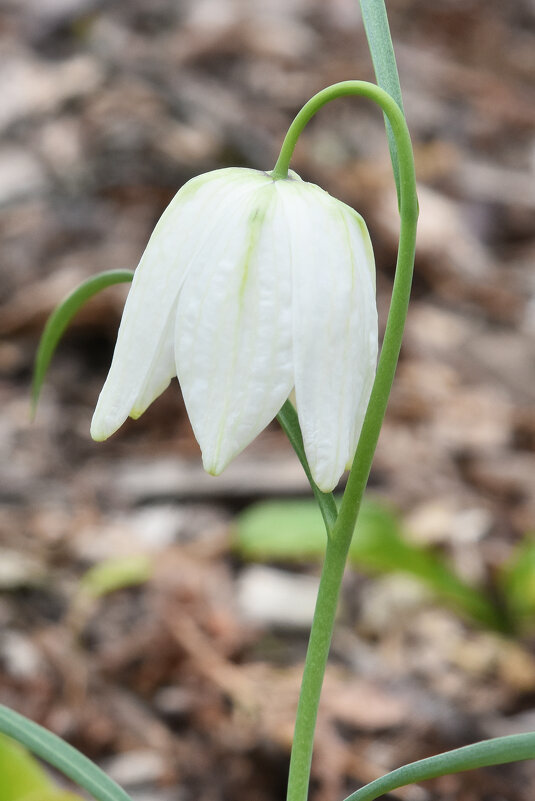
{"left": 343, "top": 732, "right": 535, "bottom": 801}
{"left": 274, "top": 82, "right": 418, "bottom": 801}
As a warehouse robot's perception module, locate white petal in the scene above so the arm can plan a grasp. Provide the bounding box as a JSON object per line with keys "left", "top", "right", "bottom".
{"left": 175, "top": 176, "right": 294, "bottom": 474}
{"left": 91, "top": 169, "right": 258, "bottom": 440}
{"left": 279, "top": 179, "right": 378, "bottom": 492}
{"left": 127, "top": 311, "right": 176, "bottom": 420}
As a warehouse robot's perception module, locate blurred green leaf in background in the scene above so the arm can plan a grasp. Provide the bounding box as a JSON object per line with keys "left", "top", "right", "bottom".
{"left": 78, "top": 554, "right": 152, "bottom": 600}
{"left": 67, "top": 554, "right": 153, "bottom": 635}
{"left": 234, "top": 497, "right": 509, "bottom": 633}
{"left": 0, "top": 733, "right": 83, "bottom": 801}
{"left": 501, "top": 536, "right": 535, "bottom": 635}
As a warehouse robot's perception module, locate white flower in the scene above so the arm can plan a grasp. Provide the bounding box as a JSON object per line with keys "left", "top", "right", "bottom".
{"left": 91, "top": 167, "right": 377, "bottom": 492}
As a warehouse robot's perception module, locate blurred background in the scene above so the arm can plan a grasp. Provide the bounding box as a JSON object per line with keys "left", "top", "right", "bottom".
{"left": 0, "top": 0, "right": 534, "bottom": 799}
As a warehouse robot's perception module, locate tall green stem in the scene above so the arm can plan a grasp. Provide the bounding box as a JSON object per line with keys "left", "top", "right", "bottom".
{"left": 273, "top": 81, "right": 418, "bottom": 801}
{"left": 287, "top": 531, "right": 353, "bottom": 797}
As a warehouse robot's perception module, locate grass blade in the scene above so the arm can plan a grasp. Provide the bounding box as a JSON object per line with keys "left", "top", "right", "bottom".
{"left": 343, "top": 732, "right": 535, "bottom": 801}
{"left": 0, "top": 706, "right": 133, "bottom": 801}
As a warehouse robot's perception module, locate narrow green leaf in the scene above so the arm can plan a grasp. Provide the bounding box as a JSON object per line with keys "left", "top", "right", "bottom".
{"left": 346, "top": 502, "right": 508, "bottom": 632}
{"left": 233, "top": 498, "right": 507, "bottom": 631}
{"left": 0, "top": 706, "right": 133, "bottom": 801}
{"left": 359, "top": 0, "right": 405, "bottom": 201}
{"left": 31, "top": 269, "right": 134, "bottom": 417}
{"left": 343, "top": 732, "right": 535, "bottom": 801}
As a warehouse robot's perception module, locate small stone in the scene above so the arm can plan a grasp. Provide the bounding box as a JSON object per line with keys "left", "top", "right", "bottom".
{"left": 406, "top": 500, "right": 492, "bottom": 546}
{"left": 0, "top": 148, "right": 46, "bottom": 205}
{"left": 153, "top": 686, "right": 195, "bottom": 721}
{"left": 36, "top": 118, "right": 83, "bottom": 176}
{"left": 102, "top": 749, "right": 167, "bottom": 789}
{"left": 0, "top": 549, "right": 43, "bottom": 589}
{"left": 358, "top": 575, "right": 430, "bottom": 636}
{"left": 237, "top": 565, "right": 319, "bottom": 629}
{"left": 0, "top": 630, "right": 45, "bottom": 678}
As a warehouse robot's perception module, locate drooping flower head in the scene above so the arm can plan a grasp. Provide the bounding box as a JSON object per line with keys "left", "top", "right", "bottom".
{"left": 91, "top": 168, "right": 377, "bottom": 493}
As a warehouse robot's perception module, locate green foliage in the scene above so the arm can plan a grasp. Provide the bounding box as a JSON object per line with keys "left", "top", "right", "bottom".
{"left": 234, "top": 497, "right": 507, "bottom": 632}
{"left": 360, "top": 0, "right": 404, "bottom": 201}
{"left": 32, "top": 270, "right": 134, "bottom": 416}
{"left": 343, "top": 731, "right": 535, "bottom": 801}
{"left": 500, "top": 535, "right": 535, "bottom": 633}
{"left": 79, "top": 555, "right": 152, "bottom": 599}
{"left": 67, "top": 555, "right": 152, "bottom": 636}
{"left": 0, "top": 706, "right": 132, "bottom": 801}
{"left": 0, "top": 733, "right": 82, "bottom": 801}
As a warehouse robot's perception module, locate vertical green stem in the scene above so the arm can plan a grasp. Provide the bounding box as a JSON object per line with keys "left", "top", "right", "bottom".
{"left": 286, "top": 528, "right": 353, "bottom": 801}
{"left": 272, "top": 81, "right": 418, "bottom": 801}
{"left": 359, "top": 0, "right": 405, "bottom": 203}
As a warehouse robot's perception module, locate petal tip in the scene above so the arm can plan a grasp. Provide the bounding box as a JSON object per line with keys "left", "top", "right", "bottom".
{"left": 201, "top": 446, "right": 230, "bottom": 478}
{"left": 90, "top": 423, "right": 109, "bottom": 443}
{"left": 202, "top": 458, "right": 223, "bottom": 478}
{"left": 90, "top": 409, "right": 122, "bottom": 442}
{"left": 314, "top": 477, "right": 340, "bottom": 494}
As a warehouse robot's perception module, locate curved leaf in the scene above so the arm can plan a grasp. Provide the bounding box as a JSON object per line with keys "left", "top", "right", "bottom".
{"left": 233, "top": 497, "right": 507, "bottom": 632}
{"left": 343, "top": 732, "right": 535, "bottom": 801}
{"left": 0, "top": 706, "right": 133, "bottom": 801}
{"left": 32, "top": 270, "right": 133, "bottom": 416}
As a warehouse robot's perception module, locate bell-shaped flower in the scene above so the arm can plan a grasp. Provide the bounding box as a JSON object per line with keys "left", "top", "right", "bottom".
{"left": 90, "top": 167, "right": 377, "bottom": 492}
